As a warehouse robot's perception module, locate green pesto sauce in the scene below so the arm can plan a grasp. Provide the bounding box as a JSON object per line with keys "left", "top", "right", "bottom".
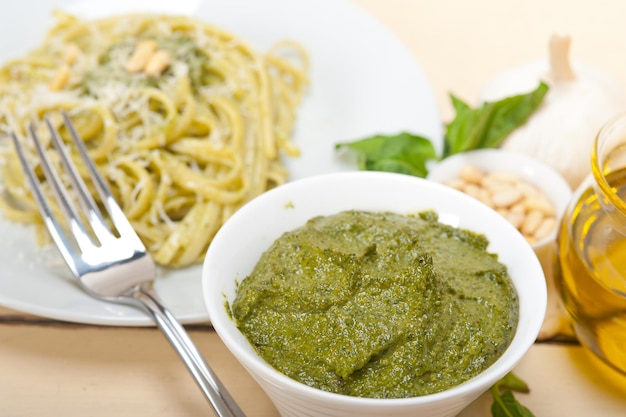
{"left": 231, "top": 210, "right": 519, "bottom": 399}
{"left": 81, "top": 35, "right": 209, "bottom": 95}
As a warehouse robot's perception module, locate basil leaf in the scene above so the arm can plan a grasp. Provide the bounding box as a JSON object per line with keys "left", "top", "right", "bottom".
{"left": 497, "top": 372, "right": 530, "bottom": 393}
{"left": 443, "top": 81, "right": 549, "bottom": 157}
{"left": 444, "top": 94, "right": 496, "bottom": 156}
{"left": 490, "top": 373, "right": 535, "bottom": 417}
{"left": 335, "top": 132, "right": 437, "bottom": 178}
{"left": 335, "top": 82, "right": 548, "bottom": 177}
{"left": 480, "top": 81, "right": 549, "bottom": 148}
{"left": 491, "top": 390, "right": 536, "bottom": 417}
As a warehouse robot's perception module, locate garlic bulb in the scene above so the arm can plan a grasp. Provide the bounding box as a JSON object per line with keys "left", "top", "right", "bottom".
{"left": 480, "top": 35, "right": 626, "bottom": 190}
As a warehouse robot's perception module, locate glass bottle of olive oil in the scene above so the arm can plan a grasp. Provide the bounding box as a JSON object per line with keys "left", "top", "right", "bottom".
{"left": 556, "top": 115, "right": 626, "bottom": 376}
{"left": 557, "top": 171, "right": 626, "bottom": 374}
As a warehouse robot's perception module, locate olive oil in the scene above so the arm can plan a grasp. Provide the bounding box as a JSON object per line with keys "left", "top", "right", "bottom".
{"left": 556, "top": 168, "right": 626, "bottom": 375}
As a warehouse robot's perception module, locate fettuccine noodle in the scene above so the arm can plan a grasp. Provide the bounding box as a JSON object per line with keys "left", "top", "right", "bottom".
{"left": 0, "top": 13, "right": 309, "bottom": 267}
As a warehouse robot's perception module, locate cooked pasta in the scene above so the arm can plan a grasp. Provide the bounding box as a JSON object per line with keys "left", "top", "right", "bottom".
{"left": 0, "top": 12, "right": 309, "bottom": 267}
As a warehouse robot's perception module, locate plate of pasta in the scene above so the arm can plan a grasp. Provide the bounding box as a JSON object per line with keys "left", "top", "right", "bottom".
{"left": 0, "top": 0, "right": 442, "bottom": 325}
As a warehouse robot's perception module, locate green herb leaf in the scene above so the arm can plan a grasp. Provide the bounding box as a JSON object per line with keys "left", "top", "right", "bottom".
{"left": 490, "top": 372, "right": 536, "bottom": 417}
{"left": 335, "top": 82, "right": 548, "bottom": 177}
{"left": 335, "top": 132, "right": 437, "bottom": 178}
{"left": 497, "top": 371, "right": 530, "bottom": 393}
{"left": 491, "top": 390, "right": 536, "bottom": 417}
{"left": 443, "top": 81, "right": 549, "bottom": 157}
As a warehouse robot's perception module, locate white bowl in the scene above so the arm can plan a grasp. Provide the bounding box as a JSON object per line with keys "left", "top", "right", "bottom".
{"left": 203, "top": 171, "right": 547, "bottom": 417}
{"left": 427, "top": 149, "right": 572, "bottom": 339}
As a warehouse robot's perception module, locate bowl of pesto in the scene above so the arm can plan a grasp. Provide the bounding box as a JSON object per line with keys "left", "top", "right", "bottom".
{"left": 202, "top": 171, "right": 547, "bottom": 417}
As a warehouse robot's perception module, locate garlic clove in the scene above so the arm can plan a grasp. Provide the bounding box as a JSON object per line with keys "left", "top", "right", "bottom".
{"left": 478, "top": 38, "right": 626, "bottom": 190}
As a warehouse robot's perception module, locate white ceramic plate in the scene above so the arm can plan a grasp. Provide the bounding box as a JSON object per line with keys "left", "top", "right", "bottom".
{"left": 0, "top": 0, "right": 442, "bottom": 326}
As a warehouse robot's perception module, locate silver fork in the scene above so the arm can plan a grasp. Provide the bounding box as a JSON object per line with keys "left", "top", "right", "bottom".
{"left": 10, "top": 111, "right": 246, "bottom": 417}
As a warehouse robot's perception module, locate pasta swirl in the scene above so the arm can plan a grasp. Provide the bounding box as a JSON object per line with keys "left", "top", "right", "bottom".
{"left": 0, "top": 13, "right": 309, "bottom": 267}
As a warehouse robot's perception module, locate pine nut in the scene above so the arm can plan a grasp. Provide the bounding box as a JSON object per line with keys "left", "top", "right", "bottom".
{"left": 481, "top": 176, "right": 510, "bottom": 194}
{"left": 491, "top": 189, "right": 523, "bottom": 208}
{"left": 516, "top": 181, "right": 539, "bottom": 198}
{"left": 446, "top": 179, "right": 466, "bottom": 191}
{"left": 463, "top": 184, "right": 483, "bottom": 199}
{"left": 510, "top": 202, "right": 525, "bottom": 214}
{"left": 63, "top": 44, "right": 80, "bottom": 65}
{"left": 506, "top": 212, "right": 525, "bottom": 229}
{"left": 144, "top": 50, "right": 171, "bottom": 76}
{"left": 525, "top": 196, "right": 555, "bottom": 216}
{"left": 49, "top": 63, "right": 71, "bottom": 91}
{"left": 476, "top": 188, "right": 492, "bottom": 206}
{"left": 521, "top": 210, "right": 544, "bottom": 235}
{"left": 459, "top": 165, "right": 483, "bottom": 184}
{"left": 534, "top": 217, "right": 556, "bottom": 240}
{"left": 496, "top": 208, "right": 509, "bottom": 217}
{"left": 126, "top": 39, "right": 158, "bottom": 73}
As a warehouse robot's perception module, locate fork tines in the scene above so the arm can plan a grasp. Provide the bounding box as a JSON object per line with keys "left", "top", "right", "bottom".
{"left": 10, "top": 111, "right": 144, "bottom": 277}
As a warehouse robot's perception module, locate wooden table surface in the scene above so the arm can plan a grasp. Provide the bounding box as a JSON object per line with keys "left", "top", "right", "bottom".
{"left": 2, "top": 1, "right": 626, "bottom": 416}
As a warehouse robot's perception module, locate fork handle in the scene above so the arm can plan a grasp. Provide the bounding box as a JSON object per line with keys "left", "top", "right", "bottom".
{"left": 125, "top": 286, "right": 247, "bottom": 417}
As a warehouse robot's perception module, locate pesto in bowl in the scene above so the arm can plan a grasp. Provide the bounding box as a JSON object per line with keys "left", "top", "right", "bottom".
{"left": 231, "top": 210, "right": 519, "bottom": 398}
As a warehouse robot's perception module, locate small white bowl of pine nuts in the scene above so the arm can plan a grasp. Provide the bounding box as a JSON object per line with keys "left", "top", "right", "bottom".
{"left": 427, "top": 149, "right": 573, "bottom": 339}
{"left": 427, "top": 149, "right": 572, "bottom": 246}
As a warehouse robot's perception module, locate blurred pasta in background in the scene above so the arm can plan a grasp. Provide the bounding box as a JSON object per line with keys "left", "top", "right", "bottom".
{"left": 0, "top": 12, "right": 309, "bottom": 267}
